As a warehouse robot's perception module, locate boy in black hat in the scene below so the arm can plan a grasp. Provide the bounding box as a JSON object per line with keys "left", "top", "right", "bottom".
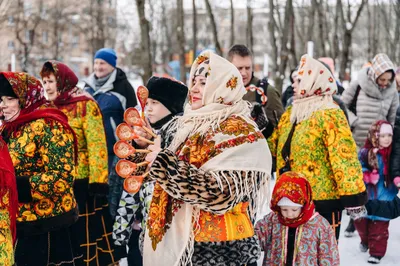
{"left": 112, "top": 76, "right": 188, "bottom": 266}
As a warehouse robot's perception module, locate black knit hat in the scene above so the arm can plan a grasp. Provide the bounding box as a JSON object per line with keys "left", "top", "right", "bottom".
{"left": 0, "top": 74, "right": 17, "bottom": 98}
{"left": 146, "top": 76, "right": 188, "bottom": 115}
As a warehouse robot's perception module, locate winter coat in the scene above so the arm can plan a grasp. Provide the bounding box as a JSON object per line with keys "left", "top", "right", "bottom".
{"left": 342, "top": 68, "right": 399, "bottom": 147}
{"left": 83, "top": 68, "right": 138, "bottom": 169}
{"left": 282, "top": 85, "right": 294, "bottom": 108}
{"left": 268, "top": 106, "right": 367, "bottom": 212}
{"left": 58, "top": 100, "right": 109, "bottom": 196}
{"left": 8, "top": 118, "right": 78, "bottom": 236}
{"left": 243, "top": 75, "right": 284, "bottom": 134}
{"left": 391, "top": 106, "right": 400, "bottom": 178}
{"left": 255, "top": 212, "right": 340, "bottom": 266}
{"left": 359, "top": 152, "right": 398, "bottom": 221}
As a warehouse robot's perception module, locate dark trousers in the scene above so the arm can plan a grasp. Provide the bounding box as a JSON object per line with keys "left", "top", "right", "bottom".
{"left": 318, "top": 211, "right": 342, "bottom": 240}
{"left": 354, "top": 218, "right": 390, "bottom": 257}
{"left": 128, "top": 229, "right": 143, "bottom": 266}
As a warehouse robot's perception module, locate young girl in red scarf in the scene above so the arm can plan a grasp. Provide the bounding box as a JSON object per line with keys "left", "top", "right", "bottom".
{"left": 255, "top": 171, "right": 339, "bottom": 266}
{"left": 354, "top": 120, "right": 399, "bottom": 264}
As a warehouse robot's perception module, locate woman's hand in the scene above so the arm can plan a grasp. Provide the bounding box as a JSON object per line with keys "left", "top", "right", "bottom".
{"left": 145, "top": 136, "right": 162, "bottom": 169}
{"left": 133, "top": 118, "right": 152, "bottom": 148}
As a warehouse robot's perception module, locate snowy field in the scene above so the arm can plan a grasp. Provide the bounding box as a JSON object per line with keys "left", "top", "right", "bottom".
{"left": 339, "top": 211, "right": 400, "bottom": 265}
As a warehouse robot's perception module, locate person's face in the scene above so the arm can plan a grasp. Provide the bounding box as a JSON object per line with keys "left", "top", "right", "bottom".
{"left": 230, "top": 55, "right": 253, "bottom": 86}
{"left": 292, "top": 76, "right": 301, "bottom": 99}
{"left": 379, "top": 133, "right": 392, "bottom": 148}
{"left": 280, "top": 206, "right": 302, "bottom": 219}
{"left": 94, "top": 59, "right": 114, "bottom": 78}
{"left": 145, "top": 98, "right": 171, "bottom": 124}
{"left": 0, "top": 96, "right": 20, "bottom": 121}
{"left": 190, "top": 75, "right": 206, "bottom": 110}
{"left": 376, "top": 72, "right": 393, "bottom": 89}
{"left": 42, "top": 73, "right": 58, "bottom": 101}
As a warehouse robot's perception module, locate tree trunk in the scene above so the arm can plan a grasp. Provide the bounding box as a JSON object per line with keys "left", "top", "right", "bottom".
{"left": 268, "top": 0, "right": 278, "bottom": 82}
{"left": 230, "top": 0, "right": 235, "bottom": 47}
{"left": 331, "top": 0, "right": 340, "bottom": 61}
{"left": 192, "top": 0, "right": 197, "bottom": 58}
{"left": 177, "top": 0, "right": 186, "bottom": 83}
{"left": 276, "top": 0, "right": 293, "bottom": 92}
{"left": 339, "top": 29, "right": 351, "bottom": 81}
{"left": 246, "top": 0, "right": 254, "bottom": 53}
{"left": 289, "top": 6, "right": 297, "bottom": 69}
{"left": 204, "top": 0, "right": 222, "bottom": 55}
{"left": 136, "top": 0, "right": 153, "bottom": 83}
{"left": 306, "top": 2, "right": 316, "bottom": 44}
{"left": 315, "top": 0, "right": 326, "bottom": 57}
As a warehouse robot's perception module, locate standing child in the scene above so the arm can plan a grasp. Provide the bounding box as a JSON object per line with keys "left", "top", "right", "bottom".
{"left": 112, "top": 76, "right": 188, "bottom": 266}
{"left": 255, "top": 171, "right": 339, "bottom": 266}
{"left": 354, "top": 120, "right": 398, "bottom": 264}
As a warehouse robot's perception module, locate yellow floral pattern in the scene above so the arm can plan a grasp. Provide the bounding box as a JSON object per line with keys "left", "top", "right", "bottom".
{"left": 268, "top": 107, "right": 366, "bottom": 201}
{"left": 0, "top": 194, "right": 13, "bottom": 266}
{"left": 59, "top": 100, "right": 108, "bottom": 183}
{"left": 7, "top": 118, "right": 77, "bottom": 222}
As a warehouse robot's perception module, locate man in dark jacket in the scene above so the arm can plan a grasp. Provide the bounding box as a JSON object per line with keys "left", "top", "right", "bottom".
{"left": 83, "top": 48, "right": 138, "bottom": 217}
{"left": 227, "top": 44, "right": 284, "bottom": 139}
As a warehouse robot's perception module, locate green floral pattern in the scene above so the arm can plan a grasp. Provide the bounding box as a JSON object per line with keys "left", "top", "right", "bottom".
{"left": 7, "top": 119, "right": 77, "bottom": 222}
{"left": 59, "top": 100, "right": 108, "bottom": 183}
{"left": 0, "top": 194, "right": 13, "bottom": 266}
{"left": 268, "top": 107, "right": 366, "bottom": 201}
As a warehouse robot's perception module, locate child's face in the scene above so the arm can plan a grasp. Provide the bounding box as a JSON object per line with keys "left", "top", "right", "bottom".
{"left": 379, "top": 133, "right": 392, "bottom": 148}
{"left": 280, "top": 207, "right": 302, "bottom": 219}
{"left": 145, "top": 98, "right": 171, "bottom": 124}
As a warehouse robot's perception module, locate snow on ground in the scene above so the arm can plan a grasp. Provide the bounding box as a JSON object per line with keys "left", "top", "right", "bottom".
{"left": 339, "top": 211, "right": 400, "bottom": 265}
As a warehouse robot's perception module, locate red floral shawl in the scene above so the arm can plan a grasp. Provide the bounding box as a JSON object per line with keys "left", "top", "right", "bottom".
{"left": 43, "top": 61, "right": 93, "bottom": 115}
{"left": 0, "top": 137, "right": 18, "bottom": 245}
{"left": 271, "top": 171, "right": 315, "bottom": 228}
{"left": 0, "top": 72, "right": 78, "bottom": 164}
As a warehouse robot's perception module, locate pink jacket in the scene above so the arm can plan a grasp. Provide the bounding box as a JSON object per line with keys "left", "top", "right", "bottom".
{"left": 255, "top": 212, "right": 340, "bottom": 266}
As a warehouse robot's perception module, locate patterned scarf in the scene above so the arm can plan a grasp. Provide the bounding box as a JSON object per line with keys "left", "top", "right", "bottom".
{"left": 42, "top": 61, "right": 93, "bottom": 114}
{"left": 0, "top": 137, "right": 18, "bottom": 245}
{"left": 270, "top": 171, "right": 315, "bottom": 228}
{"left": 360, "top": 120, "right": 392, "bottom": 186}
{"left": 367, "top": 53, "right": 395, "bottom": 88}
{"left": 0, "top": 72, "right": 79, "bottom": 164}
{"left": 290, "top": 55, "right": 339, "bottom": 123}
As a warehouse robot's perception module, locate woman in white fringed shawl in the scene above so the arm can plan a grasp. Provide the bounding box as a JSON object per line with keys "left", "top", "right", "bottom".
{"left": 142, "top": 51, "right": 272, "bottom": 266}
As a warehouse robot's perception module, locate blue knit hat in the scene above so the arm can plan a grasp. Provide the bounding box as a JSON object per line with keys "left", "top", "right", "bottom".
{"left": 94, "top": 48, "right": 117, "bottom": 68}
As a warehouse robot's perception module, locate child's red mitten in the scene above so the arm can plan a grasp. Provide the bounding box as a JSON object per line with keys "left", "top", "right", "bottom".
{"left": 363, "top": 171, "right": 371, "bottom": 184}
{"left": 370, "top": 169, "right": 379, "bottom": 185}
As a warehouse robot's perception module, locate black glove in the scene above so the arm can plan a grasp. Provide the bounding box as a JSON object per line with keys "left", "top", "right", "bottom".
{"left": 250, "top": 102, "right": 269, "bottom": 131}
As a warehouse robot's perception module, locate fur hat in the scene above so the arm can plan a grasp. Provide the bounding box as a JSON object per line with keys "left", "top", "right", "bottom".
{"left": 0, "top": 74, "right": 17, "bottom": 98}
{"left": 146, "top": 76, "right": 188, "bottom": 115}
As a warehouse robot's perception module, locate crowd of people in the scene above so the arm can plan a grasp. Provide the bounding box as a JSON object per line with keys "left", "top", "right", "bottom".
{"left": 0, "top": 43, "right": 399, "bottom": 266}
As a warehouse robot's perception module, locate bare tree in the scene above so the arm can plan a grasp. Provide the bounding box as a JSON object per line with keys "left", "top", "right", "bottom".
{"left": 192, "top": 0, "right": 197, "bottom": 56}
{"left": 136, "top": 0, "right": 152, "bottom": 82}
{"left": 204, "top": 0, "right": 222, "bottom": 55}
{"left": 246, "top": 0, "right": 254, "bottom": 53}
{"left": 14, "top": 0, "right": 43, "bottom": 72}
{"left": 338, "top": 0, "right": 367, "bottom": 81}
{"left": 268, "top": 0, "right": 278, "bottom": 81}
{"left": 230, "top": 0, "right": 235, "bottom": 47}
{"left": 177, "top": 0, "right": 186, "bottom": 83}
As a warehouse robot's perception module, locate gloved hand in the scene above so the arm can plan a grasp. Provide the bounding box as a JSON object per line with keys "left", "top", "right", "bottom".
{"left": 393, "top": 176, "right": 400, "bottom": 188}
{"left": 250, "top": 102, "right": 268, "bottom": 131}
{"left": 346, "top": 206, "right": 367, "bottom": 220}
{"left": 370, "top": 169, "right": 379, "bottom": 185}
{"left": 363, "top": 171, "right": 371, "bottom": 184}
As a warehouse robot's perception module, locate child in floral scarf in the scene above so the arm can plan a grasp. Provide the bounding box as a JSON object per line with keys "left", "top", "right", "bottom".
{"left": 355, "top": 120, "right": 399, "bottom": 264}
{"left": 255, "top": 171, "right": 339, "bottom": 266}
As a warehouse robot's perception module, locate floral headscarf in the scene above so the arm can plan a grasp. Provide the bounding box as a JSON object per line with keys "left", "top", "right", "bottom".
{"left": 1, "top": 72, "right": 48, "bottom": 115}
{"left": 360, "top": 120, "right": 392, "bottom": 186}
{"left": 290, "top": 54, "right": 339, "bottom": 123}
{"left": 169, "top": 50, "right": 254, "bottom": 151}
{"left": 41, "top": 61, "right": 92, "bottom": 107}
{"left": 271, "top": 171, "right": 315, "bottom": 228}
